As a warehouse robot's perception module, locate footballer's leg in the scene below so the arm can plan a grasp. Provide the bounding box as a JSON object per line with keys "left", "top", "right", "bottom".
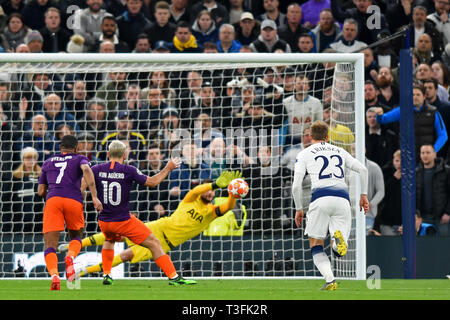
{"left": 44, "top": 231, "right": 61, "bottom": 290}
{"left": 310, "top": 237, "right": 336, "bottom": 290}
{"left": 101, "top": 239, "right": 115, "bottom": 285}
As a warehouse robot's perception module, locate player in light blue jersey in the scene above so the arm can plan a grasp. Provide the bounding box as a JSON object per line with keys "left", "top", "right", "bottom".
{"left": 292, "top": 120, "right": 369, "bottom": 290}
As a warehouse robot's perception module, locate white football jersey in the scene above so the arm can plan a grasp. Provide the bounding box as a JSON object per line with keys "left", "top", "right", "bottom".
{"left": 292, "top": 141, "right": 368, "bottom": 210}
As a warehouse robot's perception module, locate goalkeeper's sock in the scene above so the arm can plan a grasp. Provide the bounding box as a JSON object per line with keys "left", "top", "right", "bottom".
{"left": 155, "top": 254, "right": 178, "bottom": 279}
{"left": 82, "top": 233, "right": 105, "bottom": 247}
{"left": 44, "top": 247, "right": 58, "bottom": 277}
{"left": 101, "top": 248, "right": 114, "bottom": 275}
{"left": 311, "top": 245, "right": 335, "bottom": 283}
{"left": 68, "top": 237, "right": 82, "bottom": 258}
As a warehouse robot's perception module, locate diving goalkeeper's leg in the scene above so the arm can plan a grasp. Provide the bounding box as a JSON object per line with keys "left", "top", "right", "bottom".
{"left": 58, "top": 232, "right": 106, "bottom": 253}
{"left": 77, "top": 248, "right": 135, "bottom": 277}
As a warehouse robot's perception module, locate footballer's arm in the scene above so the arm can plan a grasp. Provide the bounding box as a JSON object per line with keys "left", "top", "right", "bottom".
{"left": 38, "top": 184, "right": 48, "bottom": 198}
{"left": 344, "top": 152, "right": 370, "bottom": 213}
{"left": 81, "top": 163, "right": 103, "bottom": 212}
{"left": 213, "top": 193, "right": 237, "bottom": 218}
{"left": 144, "top": 157, "right": 181, "bottom": 187}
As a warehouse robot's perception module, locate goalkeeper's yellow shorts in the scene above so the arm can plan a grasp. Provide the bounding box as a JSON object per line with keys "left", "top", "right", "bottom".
{"left": 127, "top": 222, "right": 173, "bottom": 264}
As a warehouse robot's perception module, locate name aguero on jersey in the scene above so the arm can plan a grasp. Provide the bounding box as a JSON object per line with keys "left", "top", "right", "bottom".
{"left": 99, "top": 172, "right": 125, "bottom": 179}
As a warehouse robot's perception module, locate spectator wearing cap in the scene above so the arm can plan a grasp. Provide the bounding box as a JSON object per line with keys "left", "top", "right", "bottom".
{"left": 39, "top": 7, "right": 72, "bottom": 53}
{"left": 191, "top": 10, "right": 219, "bottom": 46}
{"left": 329, "top": 18, "right": 367, "bottom": 53}
{"left": 189, "top": 0, "right": 229, "bottom": 27}
{"left": 21, "top": 0, "right": 57, "bottom": 31}
{"left": 116, "top": 0, "right": 152, "bottom": 50}
{"left": 233, "top": 12, "right": 260, "bottom": 46}
{"left": 73, "top": 0, "right": 113, "bottom": 51}
{"left": 170, "top": 20, "right": 203, "bottom": 53}
{"left": 26, "top": 29, "right": 44, "bottom": 53}
{"left": 249, "top": 19, "right": 291, "bottom": 53}
{"left": 309, "top": 8, "right": 341, "bottom": 53}
{"left": 77, "top": 131, "right": 99, "bottom": 164}
{"left": 257, "top": 0, "right": 287, "bottom": 29}
{"left": 143, "top": 1, "right": 177, "bottom": 48}
{"left": 216, "top": 23, "right": 242, "bottom": 53}
{"left": 153, "top": 40, "right": 171, "bottom": 53}
{"left": 1, "top": 13, "right": 31, "bottom": 51}
{"left": 97, "top": 110, "right": 147, "bottom": 161}
{"left": 278, "top": 3, "right": 309, "bottom": 51}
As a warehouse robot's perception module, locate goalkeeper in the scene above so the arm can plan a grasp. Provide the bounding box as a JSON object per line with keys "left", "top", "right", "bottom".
{"left": 59, "top": 170, "right": 243, "bottom": 276}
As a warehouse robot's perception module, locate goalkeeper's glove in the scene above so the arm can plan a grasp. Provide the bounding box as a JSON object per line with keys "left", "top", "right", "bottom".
{"left": 212, "top": 170, "right": 242, "bottom": 189}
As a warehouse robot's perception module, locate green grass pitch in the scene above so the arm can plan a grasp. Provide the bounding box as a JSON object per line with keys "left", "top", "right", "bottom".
{"left": 0, "top": 279, "right": 449, "bottom": 300}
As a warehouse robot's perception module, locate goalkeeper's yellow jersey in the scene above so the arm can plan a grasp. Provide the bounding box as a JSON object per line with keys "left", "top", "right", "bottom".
{"left": 145, "top": 184, "right": 219, "bottom": 247}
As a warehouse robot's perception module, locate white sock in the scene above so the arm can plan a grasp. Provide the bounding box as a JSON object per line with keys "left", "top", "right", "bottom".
{"left": 312, "top": 251, "right": 335, "bottom": 283}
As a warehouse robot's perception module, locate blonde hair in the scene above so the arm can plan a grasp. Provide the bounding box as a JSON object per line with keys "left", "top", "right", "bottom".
{"left": 393, "top": 149, "right": 401, "bottom": 159}
{"left": 310, "top": 120, "right": 329, "bottom": 141}
{"left": 13, "top": 148, "right": 41, "bottom": 179}
{"left": 108, "top": 140, "right": 126, "bottom": 159}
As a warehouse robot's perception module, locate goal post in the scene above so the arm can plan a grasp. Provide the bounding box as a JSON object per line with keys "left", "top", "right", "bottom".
{"left": 0, "top": 52, "right": 365, "bottom": 280}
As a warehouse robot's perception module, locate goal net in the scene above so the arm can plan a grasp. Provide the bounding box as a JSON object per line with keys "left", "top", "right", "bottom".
{"left": 0, "top": 53, "right": 365, "bottom": 280}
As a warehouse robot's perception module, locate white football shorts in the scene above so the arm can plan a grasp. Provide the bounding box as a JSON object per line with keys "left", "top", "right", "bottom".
{"left": 304, "top": 196, "right": 351, "bottom": 241}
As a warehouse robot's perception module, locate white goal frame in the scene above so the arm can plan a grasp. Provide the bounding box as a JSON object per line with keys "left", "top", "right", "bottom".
{"left": 0, "top": 52, "right": 366, "bottom": 280}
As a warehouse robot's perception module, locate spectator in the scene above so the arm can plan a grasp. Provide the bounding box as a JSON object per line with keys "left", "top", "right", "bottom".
{"left": 189, "top": 0, "right": 229, "bottom": 27}
{"left": 431, "top": 60, "right": 450, "bottom": 91}
{"left": 376, "top": 83, "right": 448, "bottom": 161}
{"left": 136, "top": 86, "right": 168, "bottom": 141}
{"left": 365, "top": 106, "right": 399, "bottom": 170}
{"left": 95, "top": 71, "right": 128, "bottom": 120}
{"left": 365, "top": 80, "right": 392, "bottom": 114}
{"left": 26, "top": 29, "right": 44, "bottom": 53}
{"left": 168, "top": 0, "right": 190, "bottom": 25}
{"left": 66, "top": 34, "right": 85, "bottom": 53}
{"left": 21, "top": 72, "right": 63, "bottom": 114}
{"left": 169, "top": 21, "right": 202, "bottom": 53}
{"left": 373, "top": 149, "right": 402, "bottom": 236}
{"left": 329, "top": 18, "right": 367, "bottom": 53}
{"left": 156, "top": 107, "right": 181, "bottom": 158}
{"left": 414, "top": 33, "right": 442, "bottom": 65}
{"left": 300, "top": 0, "right": 331, "bottom": 28}
{"left": 363, "top": 48, "right": 379, "bottom": 82}
{"left": 40, "top": 93, "right": 79, "bottom": 136}
{"left": 416, "top": 144, "right": 450, "bottom": 236}
{"left": 427, "top": 0, "right": 450, "bottom": 46}
{"left": 228, "top": 0, "right": 247, "bottom": 25}
{"left": 19, "top": 114, "right": 55, "bottom": 164}
{"left": 97, "top": 110, "right": 147, "bottom": 162}
{"left": 324, "top": 104, "right": 355, "bottom": 153}
{"left": 39, "top": 7, "right": 72, "bottom": 53}
{"left": 196, "top": 81, "right": 232, "bottom": 129}
{"left": 178, "top": 70, "right": 202, "bottom": 126}
{"left": 98, "top": 39, "right": 115, "bottom": 53}
{"left": 21, "top": 0, "right": 56, "bottom": 31}
{"left": 216, "top": 23, "right": 242, "bottom": 53}
{"left": 78, "top": 98, "right": 109, "bottom": 148}
{"left": 233, "top": 12, "right": 260, "bottom": 46}
{"left": 152, "top": 39, "right": 171, "bottom": 53}
{"left": 278, "top": 3, "right": 309, "bottom": 51}
{"left": 168, "top": 141, "right": 211, "bottom": 209}
{"left": 191, "top": 10, "right": 219, "bottom": 46}
{"left": 310, "top": 8, "right": 341, "bottom": 53}
{"left": 202, "top": 137, "right": 229, "bottom": 179}
{"left": 64, "top": 80, "right": 91, "bottom": 120}
{"left": 398, "top": 210, "right": 438, "bottom": 236}
{"left": 132, "top": 33, "right": 152, "bottom": 53}
{"left": 202, "top": 41, "right": 219, "bottom": 53}
{"left": 148, "top": 70, "right": 177, "bottom": 107}
{"left": 73, "top": 0, "right": 113, "bottom": 52}
{"left": 76, "top": 131, "right": 99, "bottom": 164}
{"left": 193, "top": 113, "right": 225, "bottom": 150}
{"left": 143, "top": 1, "right": 177, "bottom": 48}
{"left": 415, "top": 62, "right": 449, "bottom": 102}
{"left": 281, "top": 67, "right": 295, "bottom": 99}
{"left": 257, "top": 0, "right": 286, "bottom": 29}
{"left": 386, "top": 0, "right": 413, "bottom": 34}
{"left": 92, "top": 16, "right": 129, "bottom": 53}
{"left": 330, "top": 0, "right": 388, "bottom": 45}
{"left": 116, "top": 0, "right": 152, "bottom": 50}
{"left": 249, "top": 19, "right": 291, "bottom": 53}
{"left": 137, "top": 143, "right": 171, "bottom": 221}
{"left": 372, "top": 29, "right": 399, "bottom": 69}
{"left": 118, "top": 83, "right": 143, "bottom": 112}
{"left": 242, "top": 144, "right": 285, "bottom": 233}
{"left": 375, "top": 66, "right": 400, "bottom": 108}
{"left": 3, "top": 0, "right": 25, "bottom": 16}
{"left": 296, "top": 33, "right": 315, "bottom": 53}
{"left": 10, "top": 146, "right": 44, "bottom": 233}
{"left": 283, "top": 74, "right": 323, "bottom": 146}
{"left": 280, "top": 126, "right": 313, "bottom": 171}
{"left": 0, "top": 99, "right": 19, "bottom": 169}
{"left": 1, "top": 13, "right": 31, "bottom": 51}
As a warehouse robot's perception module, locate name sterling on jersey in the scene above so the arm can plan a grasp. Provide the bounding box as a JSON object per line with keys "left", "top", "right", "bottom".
{"left": 51, "top": 155, "right": 73, "bottom": 161}
{"left": 99, "top": 172, "right": 125, "bottom": 179}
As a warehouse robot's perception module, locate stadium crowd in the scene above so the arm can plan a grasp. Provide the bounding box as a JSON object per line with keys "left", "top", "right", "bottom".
{"left": 0, "top": 0, "right": 450, "bottom": 238}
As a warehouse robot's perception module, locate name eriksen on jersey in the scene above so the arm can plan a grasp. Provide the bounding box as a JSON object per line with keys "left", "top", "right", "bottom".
{"left": 310, "top": 146, "right": 341, "bottom": 155}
